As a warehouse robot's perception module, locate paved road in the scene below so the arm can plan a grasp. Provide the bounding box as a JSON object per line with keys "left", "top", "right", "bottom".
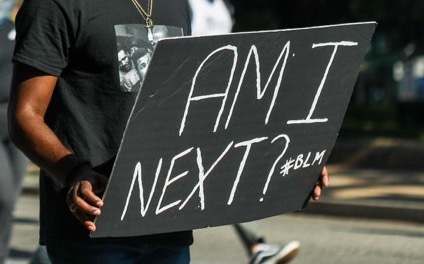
{"left": 191, "top": 214, "right": 424, "bottom": 264}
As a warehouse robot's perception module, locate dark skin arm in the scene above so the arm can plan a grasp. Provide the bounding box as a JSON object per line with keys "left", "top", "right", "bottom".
{"left": 8, "top": 63, "right": 104, "bottom": 232}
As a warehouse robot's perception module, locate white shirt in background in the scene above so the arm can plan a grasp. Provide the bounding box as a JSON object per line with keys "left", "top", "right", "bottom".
{"left": 189, "top": 0, "right": 234, "bottom": 36}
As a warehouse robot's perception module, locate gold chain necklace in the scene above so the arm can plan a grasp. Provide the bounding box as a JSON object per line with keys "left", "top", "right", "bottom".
{"left": 130, "top": 0, "right": 154, "bottom": 28}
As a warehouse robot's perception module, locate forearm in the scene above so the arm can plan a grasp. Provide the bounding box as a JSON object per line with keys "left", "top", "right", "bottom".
{"left": 9, "top": 89, "right": 107, "bottom": 233}
{"left": 8, "top": 63, "right": 81, "bottom": 184}
{"left": 8, "top": 107, "right": 75, "bottom": 182}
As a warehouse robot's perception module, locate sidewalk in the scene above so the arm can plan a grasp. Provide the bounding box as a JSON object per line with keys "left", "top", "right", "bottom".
{"left": 302, "top": 137, "right": 424, "bottom": 223}
{"left": 303, "top": 138, "right": 424, "bottom": 223}
{"left": 302, "top": 164, "right": 424, "bottom": 223}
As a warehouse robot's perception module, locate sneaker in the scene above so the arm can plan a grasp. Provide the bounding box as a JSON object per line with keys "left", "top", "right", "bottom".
{"left": 249, "top": 241, "right": 301, "bottom": 264}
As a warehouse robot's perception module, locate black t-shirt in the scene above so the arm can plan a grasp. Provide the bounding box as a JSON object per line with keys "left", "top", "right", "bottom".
{"left": 13, "top": 0, "right": 193, "bottom": 245}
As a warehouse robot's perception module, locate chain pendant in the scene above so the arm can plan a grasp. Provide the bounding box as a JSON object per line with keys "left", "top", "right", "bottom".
{"left": 130, "top": 0, "right": 154, "bottom": 28}
{"left": 145, "top": 17, "right": 153, "bottom": 28}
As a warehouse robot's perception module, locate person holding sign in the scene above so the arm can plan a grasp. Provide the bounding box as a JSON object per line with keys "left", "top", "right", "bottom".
{"left": 8, "top": 0, "right": 330, "bottom": 264}
{"left": 0, "top": 1, "right": 29, "bottom": 263}
{"left": 8, "top": 0, "right": 193, "bottom": 263}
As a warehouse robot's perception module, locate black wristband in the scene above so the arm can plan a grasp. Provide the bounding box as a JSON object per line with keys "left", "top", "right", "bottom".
{"left": 63, "top": 156, "right": 109, "bottom": 191}
{"left": 65, "top": 162, "right": 93, "bottom": 188}
{"left": 56, "top": 154, "right": 88, "bottom": 186}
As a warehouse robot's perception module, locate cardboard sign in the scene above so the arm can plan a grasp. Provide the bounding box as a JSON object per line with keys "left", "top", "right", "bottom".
{"left": 93, "top": 22, "right": 376, "bottom": 238}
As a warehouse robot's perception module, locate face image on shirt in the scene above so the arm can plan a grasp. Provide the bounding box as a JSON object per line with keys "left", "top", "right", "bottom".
{"left": 114, "top": 24, "right": 183, "bottom": 93}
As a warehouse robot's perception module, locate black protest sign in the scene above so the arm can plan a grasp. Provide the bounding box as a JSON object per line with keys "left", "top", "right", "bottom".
{"left": 93, "top": 22, "right": 376, "bottom": 238}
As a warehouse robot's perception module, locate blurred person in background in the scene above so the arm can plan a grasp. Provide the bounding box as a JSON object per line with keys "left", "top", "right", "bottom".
{"left": 0, "top": 0, "right": 28, "bottom": 263}
{"left": 189, "top": 0, "right": 234, "bottom": 36}
{"left": 8, "top": 0, "right": 193, "bottom": 263}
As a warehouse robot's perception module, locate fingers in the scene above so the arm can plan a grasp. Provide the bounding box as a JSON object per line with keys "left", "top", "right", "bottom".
{"left": 70, "top": 204, "right": 98, "bottom": 232}
{"left": 311, "top": 185, "right": 322, "bottom": 201}
{"left": 79, "top": 182, "right": 104, "bottom": 208}
{"left": 66, "top": 181, "right": 103, "bottom": 232}
{"left": 311, "top": 166, "right": 330, "bottom": 201}
{"left": 320, "top": 166, "right": 330, "bottom": 188}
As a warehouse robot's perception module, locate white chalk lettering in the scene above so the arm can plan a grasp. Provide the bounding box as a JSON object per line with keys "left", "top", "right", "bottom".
{"left": 228, "top": 137, "right": 268, "bottom": 205}
{"left": 280, "top": 150, "right": 327, "bottom": 176}
{"left": 280, "top": 157, "right": 295, "bottom": 177}
{"left": 179, "top": 141, "right": 234, "bottom": 210}
{"left": 225, "top": 42, "right": 291, "bottom": 128}
{"left": 312, "top": 150, "right": 326, "bottom": 165}
{"left": 303, "top": 152, "right": 312, "bottom": 168}
{"left": 121, "top": 139, "right": 327, "bottom": 218}
{"left": 287, "top": 41, "right": 358, "bottom": 124}
{"left": 294, "top": 154, "right": 304, "bottom": 169}
{"left": 262, "top": 134, "right": 290, "bottom": 198}
{"left": 121, "top": 160, "right": 162, "bottom": 220}
{"left": 180, "top": 42, "right": 291, "bottom": 136}
{"left": 179, "top": 45, "right": 238, "bottom": 136}
{"left": 195, "top": 148, "right": 206, "bottom": 210}
{"left": 118, "top": 39, "right": 355, "bottom": 217}
{"left": 156, "top": 148, "right": 194, "bottom": 215}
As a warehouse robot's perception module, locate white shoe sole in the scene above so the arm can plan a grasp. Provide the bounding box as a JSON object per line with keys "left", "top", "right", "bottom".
{"left": 263, "top": 241, "right": 301, "bottom": 264}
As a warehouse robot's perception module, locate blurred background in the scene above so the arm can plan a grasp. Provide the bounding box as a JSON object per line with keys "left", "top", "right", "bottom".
{"left": 231, "top": 0, "right": 424, "bottom": 144}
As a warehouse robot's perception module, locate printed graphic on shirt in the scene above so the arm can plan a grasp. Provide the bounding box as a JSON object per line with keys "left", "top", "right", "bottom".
{"left": 115, "top": 24, "right": 184, "bottom": 92}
